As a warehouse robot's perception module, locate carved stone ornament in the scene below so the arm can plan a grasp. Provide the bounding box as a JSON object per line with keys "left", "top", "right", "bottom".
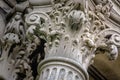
{"left": 0, "top": 0, "right": 120, "bottom": 80}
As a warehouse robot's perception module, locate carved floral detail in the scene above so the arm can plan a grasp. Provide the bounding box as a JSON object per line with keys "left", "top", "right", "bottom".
{"left": 2, "top": 12, "right": 25, "bottom": 47}
{"left": 0, "top": 0, "right": 120, "bottom": 80}
{"left": 95, "top": 0, "right": 113, "bottom": 20}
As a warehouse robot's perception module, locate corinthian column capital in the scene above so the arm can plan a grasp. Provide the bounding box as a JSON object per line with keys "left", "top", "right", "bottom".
{"left": 0, "top": 0, "right": 120, "bottom": 80}
{"left": 25, "top": 0, "right": 120, "bottom": 80}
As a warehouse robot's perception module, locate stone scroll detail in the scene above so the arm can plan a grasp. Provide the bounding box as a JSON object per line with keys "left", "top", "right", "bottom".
{"left": 0, "top": 0, "right": 120, "bottom": 80}
{"left": 0, "top": 1, "right": 38, "bottom": 80}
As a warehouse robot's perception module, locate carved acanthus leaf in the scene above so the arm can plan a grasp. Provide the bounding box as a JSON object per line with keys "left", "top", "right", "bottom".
{"left": 0, "top": 0, "right": 120, "bottom": 80}
{"left": 2, "top": 12, "right": 25, "bottom": 46}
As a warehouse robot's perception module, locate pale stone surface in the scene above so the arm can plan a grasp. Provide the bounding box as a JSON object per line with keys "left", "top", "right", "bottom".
{"left": 0, "top": 0, "right": 120, "bottom": 80}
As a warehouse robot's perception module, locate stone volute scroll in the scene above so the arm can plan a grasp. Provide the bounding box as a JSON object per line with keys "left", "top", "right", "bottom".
{"left": 0, "top": 0, "right": 120, "bottom": 80}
